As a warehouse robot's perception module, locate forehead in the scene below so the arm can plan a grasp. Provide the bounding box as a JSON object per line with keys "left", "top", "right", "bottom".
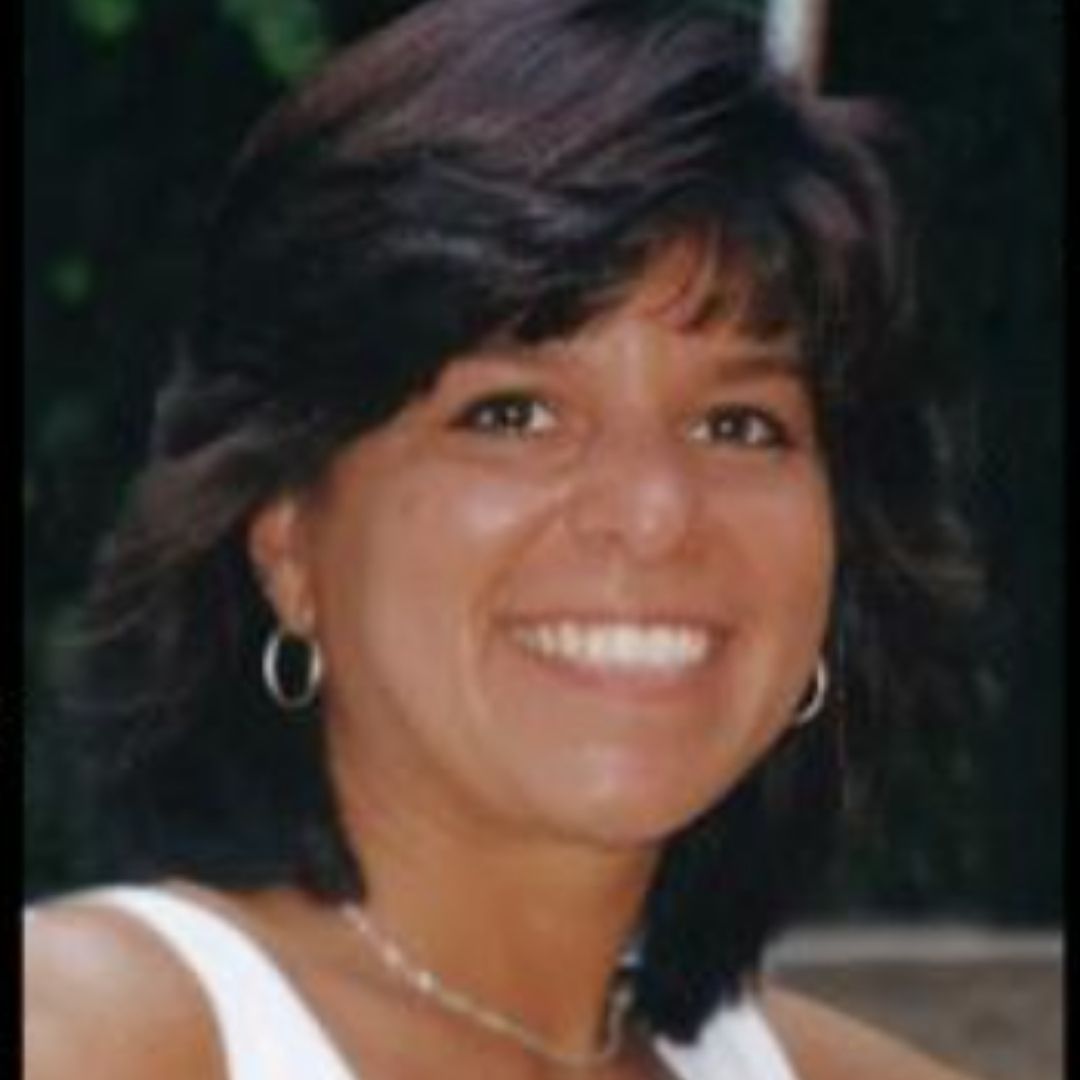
{"left": 442, "top": 229, "right": 806, "bottom": 380}
{"left": 473, "top": 284, "right": 802, "bottom": 385}
{"left": 572, "top": 232, "right": 802, "bottom": 364}
{"left": 604, "top": 229, "right": 802, "bottom": 351}
{"left": 623, "top": 233, "right": 721, "bottom": 321}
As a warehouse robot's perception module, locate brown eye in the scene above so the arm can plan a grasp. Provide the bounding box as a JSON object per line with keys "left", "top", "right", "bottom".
{"left": 688, "top": 406, "right": 791, "bottom": 449}
{"left": 452, "top": 392, "right": 559, "bottom": 437}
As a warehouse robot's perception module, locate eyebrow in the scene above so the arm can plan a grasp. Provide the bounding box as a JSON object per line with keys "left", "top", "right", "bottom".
{"left": 710, "top": 348, "right": 804, "bottom": 382}
{"left": 456, "top": 340, "right": 804, "bottom": 381}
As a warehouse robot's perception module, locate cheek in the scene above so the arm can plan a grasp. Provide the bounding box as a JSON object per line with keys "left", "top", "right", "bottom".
{"left": 763, "top": 494, "right": 834, "bottom": 606}
{"left": 315, "top": 466, "right": 559, "bottom": 679}
{"left": 386, "top": 465, "right": 559, "bottom": 594}
{"left": 709, "top": 474, "right": 835, "bottom": 652}
{"left": 410, "top": 472, "right": 553, "bottom": 552}
{"left": 714, "top": 466, "right": 832, "bottom": 566}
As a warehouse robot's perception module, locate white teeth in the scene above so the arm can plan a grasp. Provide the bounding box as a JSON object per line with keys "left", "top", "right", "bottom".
{"left": 512, "top": 621, "right": 711, "bottom": 672}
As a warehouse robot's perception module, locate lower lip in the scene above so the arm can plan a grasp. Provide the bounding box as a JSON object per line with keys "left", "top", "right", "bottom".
{"left": 505, "top": 633, "right": 719, "bottom": 704}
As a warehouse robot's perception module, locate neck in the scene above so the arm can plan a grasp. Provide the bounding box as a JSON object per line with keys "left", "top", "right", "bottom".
{"left": 329, "top": 740, "right": 660, "bottom": 1058}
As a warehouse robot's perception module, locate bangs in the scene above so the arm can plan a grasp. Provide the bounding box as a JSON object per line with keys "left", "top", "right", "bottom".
{"left": 633, "top": 225, "right": 803, "bottom": 341}
{"left": 194, "top": 25, "right": 901, "bottom": 432}
{"left": 501, "top": 166, "right": 893, "bottom": 386}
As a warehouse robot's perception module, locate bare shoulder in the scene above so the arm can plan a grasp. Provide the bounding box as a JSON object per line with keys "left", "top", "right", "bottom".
{"left": 23, "top": 893, "right": 225, "bottom": 1080}
{"left": 760, "top": 982, "right": 984, "bottom": 1080}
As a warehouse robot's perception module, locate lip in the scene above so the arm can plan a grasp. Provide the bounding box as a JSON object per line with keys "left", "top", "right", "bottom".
{"left": 501, "top": 610, "right": 725, "bottom": 632}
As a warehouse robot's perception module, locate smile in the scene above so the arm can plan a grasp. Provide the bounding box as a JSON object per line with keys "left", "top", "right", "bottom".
{"left": 509, "top": 620, "right": 713, "bottom": 674}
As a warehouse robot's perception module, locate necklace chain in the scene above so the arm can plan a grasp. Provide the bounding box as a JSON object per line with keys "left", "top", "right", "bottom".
{"left": 340, "top": 903, "right": 633, "bottom": 1070}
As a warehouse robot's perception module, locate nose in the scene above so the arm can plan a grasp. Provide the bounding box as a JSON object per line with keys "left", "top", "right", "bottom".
{"left": 566, "top": 425, "right": 701, "bottom": 563}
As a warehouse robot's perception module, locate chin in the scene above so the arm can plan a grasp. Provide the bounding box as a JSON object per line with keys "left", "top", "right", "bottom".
{"left": 523, "top": 758, "right": 742, "bottom": 852}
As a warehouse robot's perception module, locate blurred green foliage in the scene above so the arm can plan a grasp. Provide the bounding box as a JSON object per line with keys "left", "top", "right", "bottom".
{"left": 222, "top": 0, "right": 330, "bottom": 81}
{"left": 24, "top": 0, "right": 1061, "bottom": 920}
{"left": 67, "top": 0, "right": 143, "bottom": 43}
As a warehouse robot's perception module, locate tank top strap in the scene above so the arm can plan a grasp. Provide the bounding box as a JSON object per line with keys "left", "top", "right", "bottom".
{"left": 656, "top": 993, "right": 801, "bottom": 1080}
{"left": 85, "top": 886, "right": 358, "bottom": 1080}
{"left": 77, "top": 885, "right": 795, "bottom": 1080}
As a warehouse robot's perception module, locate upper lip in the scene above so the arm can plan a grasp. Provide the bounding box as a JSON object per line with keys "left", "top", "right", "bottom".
{"left": 503, "top": 611, "right": 725, "bottom": 630}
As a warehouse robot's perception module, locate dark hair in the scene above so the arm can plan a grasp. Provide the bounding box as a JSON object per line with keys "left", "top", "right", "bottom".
{"left": 63, "top": 0, "right": 982, "bottom": 1041}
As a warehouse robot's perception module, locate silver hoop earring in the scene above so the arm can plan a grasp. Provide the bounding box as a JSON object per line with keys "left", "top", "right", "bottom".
{"left": 794, "top": 658, "right": 828, "bottom": 726}
{"left": 262, "top": 627, "right": 323, "bottom": 711}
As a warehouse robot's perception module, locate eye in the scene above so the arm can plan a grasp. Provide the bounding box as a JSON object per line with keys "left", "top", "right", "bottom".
{"left": 451, "top": 392, "right": 559, "bottom": 437}
{"left": 688, "top": 405, "right": 792, "bottom": 449}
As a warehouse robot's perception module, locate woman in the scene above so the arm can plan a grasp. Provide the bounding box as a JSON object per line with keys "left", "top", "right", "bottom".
{"left": 25, "top": 0, "right": 984, "bottom": 1077}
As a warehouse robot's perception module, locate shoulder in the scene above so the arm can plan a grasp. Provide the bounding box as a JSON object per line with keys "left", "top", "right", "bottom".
{"left": 760, "top": 983, "right": 983, "bottom": 1080}
{"left": 23, "top": 891, "right": 226, "bottom": 1080}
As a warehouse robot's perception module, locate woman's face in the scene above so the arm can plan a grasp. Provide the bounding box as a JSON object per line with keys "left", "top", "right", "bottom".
{"left": 252, "top": 249, "right": 835, "bottom": 852}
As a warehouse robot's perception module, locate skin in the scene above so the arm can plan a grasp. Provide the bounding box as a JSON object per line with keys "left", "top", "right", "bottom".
{"left": 24, "top": 900, "right": 979, "bottom": 1080}
{"left": 24, "top": 246, "right": 982, "bottom": 1079}
{"left": 249, "top": 239, "right": 834, "bottom": 1053}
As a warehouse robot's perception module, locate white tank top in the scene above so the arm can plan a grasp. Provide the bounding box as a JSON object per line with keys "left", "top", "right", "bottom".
{"left": 82, "top": 886, "right": 799, "bottom": 1080}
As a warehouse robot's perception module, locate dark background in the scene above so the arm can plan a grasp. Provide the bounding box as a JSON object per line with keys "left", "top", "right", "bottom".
{"left": 23, "top": 0, "right": 1062, "bottom": 923}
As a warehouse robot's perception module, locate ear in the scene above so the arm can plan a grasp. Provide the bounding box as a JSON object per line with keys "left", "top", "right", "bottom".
{"left": 247, "top": 494, "right": 318, "bottom": 635}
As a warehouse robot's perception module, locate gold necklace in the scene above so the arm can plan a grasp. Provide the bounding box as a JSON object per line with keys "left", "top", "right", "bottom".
{"left": 340, "top": 903, "right": 633, "bottom": 1069}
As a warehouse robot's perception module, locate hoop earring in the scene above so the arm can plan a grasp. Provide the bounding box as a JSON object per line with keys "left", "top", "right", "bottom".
{"left": 794, "top": 658, "right": 828, "bottom": 726}
{"left": 262, "top": 627, "right": 323, "bottom": 711}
